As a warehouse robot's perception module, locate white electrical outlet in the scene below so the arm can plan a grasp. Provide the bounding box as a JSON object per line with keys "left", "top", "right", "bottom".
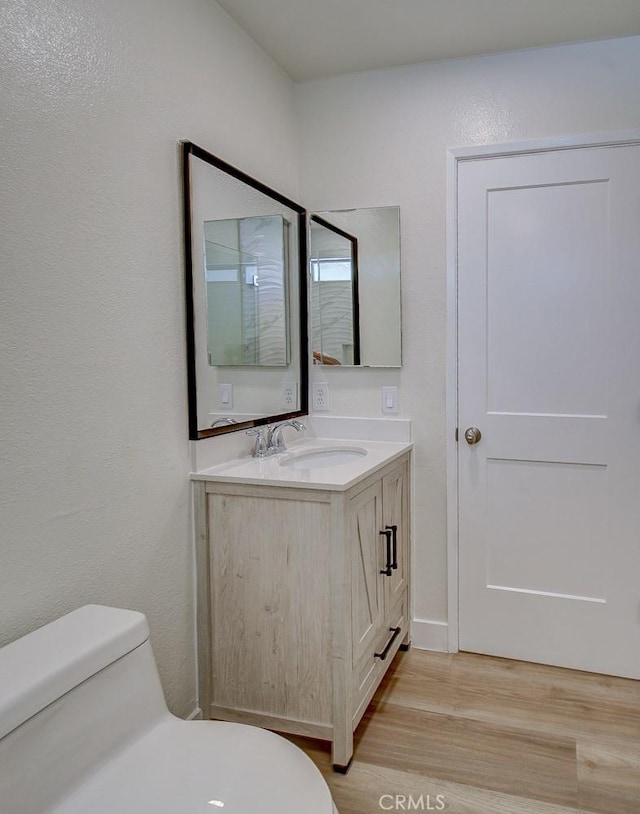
{"left": 282, "top": 381, "right": 297, "bottom": 409}
{"left": 312, "top": 381, "right": 330, "bottom": 411}
{"left": 382, "top": 385, "right": 399, "bottom": 414}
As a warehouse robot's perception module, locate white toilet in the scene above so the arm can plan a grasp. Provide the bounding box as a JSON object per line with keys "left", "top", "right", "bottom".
{"left": 0, "top": 605, "right": 339, "bottom": 814}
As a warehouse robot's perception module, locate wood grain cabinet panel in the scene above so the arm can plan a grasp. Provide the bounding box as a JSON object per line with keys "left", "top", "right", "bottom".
{"left": 350, "top": 481, "right": 384, "bottom": 667}
{"left": 194, "top": 451, "right": 411, "bottom": 770}
{"left": 207, "top": 492, "right": 333, "bottom": 724}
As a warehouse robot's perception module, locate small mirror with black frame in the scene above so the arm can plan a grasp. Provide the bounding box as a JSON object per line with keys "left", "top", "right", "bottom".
{"left": 311, "top": 206, "right": 401, "bottom": 368}
{"left": 182, "top": 142, "right": 308, "bottom": 440}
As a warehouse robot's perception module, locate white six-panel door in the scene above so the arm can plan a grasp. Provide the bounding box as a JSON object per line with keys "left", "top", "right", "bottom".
{"left": 457, "top": 144, "right": 640, "bottom": 678}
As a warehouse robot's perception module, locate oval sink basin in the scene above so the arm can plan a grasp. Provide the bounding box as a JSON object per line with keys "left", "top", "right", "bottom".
{"left": 280, "top": 447, "right": 367, "bottom": 470}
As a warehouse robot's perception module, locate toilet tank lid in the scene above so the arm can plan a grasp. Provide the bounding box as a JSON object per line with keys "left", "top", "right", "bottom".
{"left": 0, "top": 605, "right": 149, "bottom": 740}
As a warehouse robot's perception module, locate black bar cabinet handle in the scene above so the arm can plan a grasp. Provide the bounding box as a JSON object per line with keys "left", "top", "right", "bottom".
{"left": 379, "top": 529, "right": 392, "bottom": 576}
{"left": 375, "top": 626, "right": 402, "bottom": 660}
{"left": 386, "top": 524, "right": 398, "bottom": 569}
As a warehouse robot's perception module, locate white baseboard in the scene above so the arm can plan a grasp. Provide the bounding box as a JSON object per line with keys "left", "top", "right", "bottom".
{"left": 186, "top": 706, "right": 203, "bottom": 721}
{"left": 410, "top": 618, "right": 451, "bottom": 652}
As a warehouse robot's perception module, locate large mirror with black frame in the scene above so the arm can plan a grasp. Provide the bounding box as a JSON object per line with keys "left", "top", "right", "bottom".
{"left": 182, "top": 142, "right": 308, "bottom": 440}
{"left": 311, "top": 206, "right": 401, "bottom": 368}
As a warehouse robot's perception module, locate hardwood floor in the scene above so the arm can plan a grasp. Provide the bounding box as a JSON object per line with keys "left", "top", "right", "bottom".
{"left": 286, "top": 649, "right": 640, "bottom": 813}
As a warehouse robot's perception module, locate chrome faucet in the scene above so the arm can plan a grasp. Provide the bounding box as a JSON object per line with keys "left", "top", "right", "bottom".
{"left": 267, "top": 420, "right": 306, "bottom": 454}
{"left": 246, "top": 420, "right": 305, "bottom": 457}
{"left": 210, "top": 417, "right": 237, "bottom": 428}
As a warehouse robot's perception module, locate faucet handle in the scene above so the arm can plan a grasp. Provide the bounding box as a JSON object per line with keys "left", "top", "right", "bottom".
{"left": 246, "top": 427, "right": 269, "bottom": 457}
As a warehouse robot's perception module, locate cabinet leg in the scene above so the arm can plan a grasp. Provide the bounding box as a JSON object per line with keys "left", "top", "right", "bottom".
{"left": 331, "top": 729, "right": 353, "bottom": 774}
{"left": 400, "top": 631, "right": 411, "bottom": 651}
{"left": 332, "top": 756, "right": 353, "bottom": 774}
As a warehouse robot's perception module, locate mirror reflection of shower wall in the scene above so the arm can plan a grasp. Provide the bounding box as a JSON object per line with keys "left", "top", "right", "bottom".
{"left": 311, "top": 206, "right": 401, "bottom": 367}
{"left": 205, "top": 215, "right": 289, "bottom": 366}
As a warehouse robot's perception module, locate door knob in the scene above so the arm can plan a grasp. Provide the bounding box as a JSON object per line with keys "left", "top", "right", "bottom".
{"left": 464, "top": 427, "right": 482, "bottom": 445}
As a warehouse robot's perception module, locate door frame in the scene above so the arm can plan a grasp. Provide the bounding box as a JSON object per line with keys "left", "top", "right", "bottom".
{"left": 445, "top": 129, "right": 640, "bottom": 654}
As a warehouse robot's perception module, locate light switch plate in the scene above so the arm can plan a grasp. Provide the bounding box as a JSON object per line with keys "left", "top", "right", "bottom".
{"left": 219, "top": 383, "right": 233, "bottom": 409}
{"left": 382, "top": 386, "right": 399, "bottom": 414}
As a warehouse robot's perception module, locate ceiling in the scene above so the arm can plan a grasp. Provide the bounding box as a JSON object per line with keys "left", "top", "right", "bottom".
{"left": 215, "top": 0, "right": 640, "bottom": 81}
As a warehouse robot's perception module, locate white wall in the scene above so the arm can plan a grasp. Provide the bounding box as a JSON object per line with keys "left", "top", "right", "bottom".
{"left": 3, "top": 0, "right": 640, "bottom": 714}
{"left": 295, "top": 36, "right": 640, "bottom": 643}
{"left": 0, "top": 0, "right": 298, "bottom": 715}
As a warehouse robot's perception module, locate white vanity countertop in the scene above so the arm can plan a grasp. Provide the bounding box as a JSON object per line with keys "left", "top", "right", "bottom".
{"left": 190, "top": 438, "right": 412, "bottom": 491}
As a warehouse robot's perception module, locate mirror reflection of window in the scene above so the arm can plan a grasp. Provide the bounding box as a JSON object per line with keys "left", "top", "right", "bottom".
{"left": 204, "top": 215, "right": 290, "bottom": 367}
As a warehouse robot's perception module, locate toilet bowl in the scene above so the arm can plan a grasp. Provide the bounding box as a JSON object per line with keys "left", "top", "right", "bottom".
{"left": 0, "top": 605, "right": 339, "bottom": 814}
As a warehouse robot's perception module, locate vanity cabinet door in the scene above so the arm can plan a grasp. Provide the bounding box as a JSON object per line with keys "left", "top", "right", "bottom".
{"left": 206, "top": 489, "right": 333, "bottom": 727}
{"left": 382, "top": 461, "right": 409, "bottom": 617}
{"left": 347, "top": 456, "right": 411, "bottom": 734}
{"left": 349, "top": 480, "right": 385, "bottom": 667}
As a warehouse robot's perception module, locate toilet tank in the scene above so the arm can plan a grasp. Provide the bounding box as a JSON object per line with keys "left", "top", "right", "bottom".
{"left": 0, "top": 605, "right": 170, "bottom": 814}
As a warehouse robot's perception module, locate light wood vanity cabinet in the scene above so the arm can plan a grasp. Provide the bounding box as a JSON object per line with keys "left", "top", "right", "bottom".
{"left": 193, "top": 450, "right": 411, "bottom": 770}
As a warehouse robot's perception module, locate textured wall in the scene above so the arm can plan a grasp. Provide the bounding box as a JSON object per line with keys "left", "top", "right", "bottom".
{"left": 0, "top": 0, "right": 298, "bottom": 715}
{"left": 295, "top": 37, "right": 640, "bottom": 634}
{"left": 3, "top": 0, "right": 640, "bottom": 714}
